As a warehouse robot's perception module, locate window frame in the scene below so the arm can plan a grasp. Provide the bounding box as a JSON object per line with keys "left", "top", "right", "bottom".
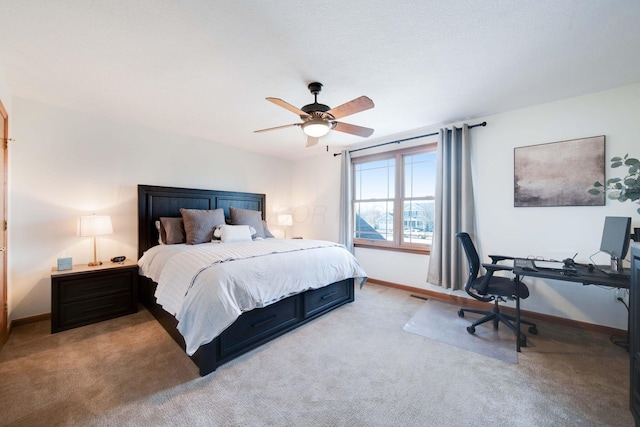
{"left": 352, "top": 143, "right": 437, "bottom": 254}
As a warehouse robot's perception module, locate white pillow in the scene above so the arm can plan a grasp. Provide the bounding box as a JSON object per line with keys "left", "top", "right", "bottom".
{"left": 213, "top": 225, "right": 255, "bottom": 243}
{"left": 155, "top": 220, "right": 165, "bottom": 245}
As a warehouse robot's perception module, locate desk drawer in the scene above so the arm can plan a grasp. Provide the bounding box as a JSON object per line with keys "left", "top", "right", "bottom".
{"left": 304, "top": 280, "right": 351, "bottom": 317}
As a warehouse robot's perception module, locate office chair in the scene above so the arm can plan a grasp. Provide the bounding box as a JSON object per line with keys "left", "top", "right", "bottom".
{"left": 455, "top": 232, "right": 537, "bottom": 350}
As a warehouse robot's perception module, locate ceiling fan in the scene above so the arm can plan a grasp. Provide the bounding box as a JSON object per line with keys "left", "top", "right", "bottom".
{"left": 254, "top": 82, "right": 375, "bottom": 147}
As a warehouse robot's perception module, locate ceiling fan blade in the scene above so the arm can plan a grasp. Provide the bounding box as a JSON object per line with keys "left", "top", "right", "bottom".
{"left": 306, "top": 136, "right": 319, "bottom": 147}
{"left": 254, "top": 123, "right": 300, "bottom": 133}
{"left": 333, "top": 121, "right": 374, "bottom": 138}
{"left": 327, "top": 96, "right": 374, "bottom": 119}
{"left": 266, "top": 97, "right": 310, "bottom": 117}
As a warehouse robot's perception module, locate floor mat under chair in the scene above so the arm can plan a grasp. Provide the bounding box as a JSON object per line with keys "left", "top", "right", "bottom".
{"left": 403, "top": 299, "right": 525, "bottom": 363}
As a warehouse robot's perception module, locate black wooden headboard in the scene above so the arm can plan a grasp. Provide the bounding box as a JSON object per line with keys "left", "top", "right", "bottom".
{"left": 137, "top": 185, "right": 266, "bottom": 258}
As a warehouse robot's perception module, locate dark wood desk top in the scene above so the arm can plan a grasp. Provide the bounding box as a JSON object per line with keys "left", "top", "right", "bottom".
{"left": 513, "top": 263, "right": 630, "bottom": 289}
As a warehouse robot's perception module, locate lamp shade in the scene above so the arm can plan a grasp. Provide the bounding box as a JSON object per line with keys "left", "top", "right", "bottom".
{"left": 78, "top": 215, "right": 113, "bottom": 237}
{"left": 301, "top": 119, "right": 331, "bottom": 137}
{"left": 277, "top": 214, "right": 293, "bottom": 226}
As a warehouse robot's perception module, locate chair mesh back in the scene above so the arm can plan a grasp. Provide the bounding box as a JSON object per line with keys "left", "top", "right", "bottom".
{"left": 456, "top": 232, "right": 480, "bottom": 291}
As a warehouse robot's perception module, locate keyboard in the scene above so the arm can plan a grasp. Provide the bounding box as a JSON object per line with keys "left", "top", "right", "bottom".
{"left": 534, "top": 260, "right": 567, "bottom": 270}
{"left": 513, "top": 258, "right": 538, "bottom": 272}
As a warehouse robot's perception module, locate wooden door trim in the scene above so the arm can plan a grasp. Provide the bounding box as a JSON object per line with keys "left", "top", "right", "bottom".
{"left": 0, "top": 98, "right": 7, "bottom": 348}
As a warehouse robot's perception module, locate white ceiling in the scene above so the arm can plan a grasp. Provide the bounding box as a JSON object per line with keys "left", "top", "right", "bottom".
{"left": 1, "top": 1, "right": 639, "bottom": 161}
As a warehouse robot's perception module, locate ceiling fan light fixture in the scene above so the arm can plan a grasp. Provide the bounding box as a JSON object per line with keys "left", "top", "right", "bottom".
{"left": 255, "top": 83, "right": 375, "bottom": 145}
{"left": 301, "top": 118, "right": 331, "bottom": 138}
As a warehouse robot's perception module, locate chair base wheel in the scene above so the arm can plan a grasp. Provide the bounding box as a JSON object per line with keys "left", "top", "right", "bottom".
{"left": 467, "top": 325, "right": 476, "bottom": 334}
{"left": 528, "top": 325, "right": 538, "bottom": 335}
{"left": 519, "top": 335, "right": 527, "bottom": 347}
{"left": 458, "top": 309, "right": 464, "bottom": 318}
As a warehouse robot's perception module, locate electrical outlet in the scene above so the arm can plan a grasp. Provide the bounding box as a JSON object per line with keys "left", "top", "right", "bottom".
{"left": 613, "top": 288, "right": 628, "bottom": 305}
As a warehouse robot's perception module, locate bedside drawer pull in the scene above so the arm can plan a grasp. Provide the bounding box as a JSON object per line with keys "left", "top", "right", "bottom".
{"left": 252, "top": 314, "right": 277, "bottom": 328}
{"left": 321, "top": 291, "right": 338, "bottom": 300}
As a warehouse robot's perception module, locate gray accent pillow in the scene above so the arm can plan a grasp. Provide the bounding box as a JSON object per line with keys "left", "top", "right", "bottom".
{"left": 229, "top": 207, "right": 265, "bottom": 239}
{"left": 180, "top": 208, "right": 225, "bottom": 244}
{"left": 262, "top": 220, "right": 275, "bottom": 238}
{"left": 159, "top": 217, "right": 185, "bottom": 244}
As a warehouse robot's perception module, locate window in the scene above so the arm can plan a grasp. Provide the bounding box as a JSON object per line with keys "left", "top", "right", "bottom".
{"left": 352, "top": 144, "right": 437, "bottom": 253}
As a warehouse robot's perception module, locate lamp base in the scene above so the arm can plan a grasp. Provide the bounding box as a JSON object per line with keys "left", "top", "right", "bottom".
{"left": 87, "top": 261, "right": 102, "bottom": 267}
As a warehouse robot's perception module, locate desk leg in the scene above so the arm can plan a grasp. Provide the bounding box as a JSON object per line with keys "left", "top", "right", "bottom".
{"left": 611, "top": 304, "right": 630, "bottom": 351}
{"left": 515, "top": 275, "right": 521, "bottom": 352}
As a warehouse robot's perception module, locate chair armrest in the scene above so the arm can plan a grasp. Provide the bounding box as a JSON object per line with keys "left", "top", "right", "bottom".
{"left": 483, "top": 263, "right": 513, "bottom": 272}
{"left": 488, "top": 255, "right": 514, "bottom": 263}
{"left": 477, "top": 263, "right": 513, "bottom": 295}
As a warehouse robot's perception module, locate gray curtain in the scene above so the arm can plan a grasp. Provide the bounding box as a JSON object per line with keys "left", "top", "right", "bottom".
{"left": 427, "top": 124, "right": 476, "bottom": 290}
{"left": 339, "top": 149, "right": 354, "bottom": 252}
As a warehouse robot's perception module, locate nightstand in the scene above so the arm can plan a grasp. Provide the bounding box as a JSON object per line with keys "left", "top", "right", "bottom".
{"left": 51, "top": 259, "right": 138, "bottom": 333}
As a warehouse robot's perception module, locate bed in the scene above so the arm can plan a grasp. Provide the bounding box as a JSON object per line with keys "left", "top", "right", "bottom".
{"left": 137, "top": 184, "right": 366, "bottom": 376}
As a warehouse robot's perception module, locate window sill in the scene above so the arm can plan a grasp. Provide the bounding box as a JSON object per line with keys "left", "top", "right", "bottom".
{"left": 354, "top": 242, "right": 431, "bottom": 255}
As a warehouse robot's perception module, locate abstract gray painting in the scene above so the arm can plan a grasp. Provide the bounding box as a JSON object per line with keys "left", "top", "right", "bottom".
{"left": 514, "top": 135, "right": 605, "bottom": 207}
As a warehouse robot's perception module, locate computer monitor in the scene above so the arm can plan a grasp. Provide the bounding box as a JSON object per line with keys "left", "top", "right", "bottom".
{"left": 600, "top": 216, "right": 632, "bottom": 272}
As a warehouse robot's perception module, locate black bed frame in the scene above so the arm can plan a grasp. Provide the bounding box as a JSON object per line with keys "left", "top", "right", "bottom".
{"left": 138, "top": 185, "right": 354, "bottom": 376}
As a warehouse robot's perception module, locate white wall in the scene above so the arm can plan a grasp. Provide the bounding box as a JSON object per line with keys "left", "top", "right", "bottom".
{"left": 471, "top": 84, "right": 640, "bottom": 330}
{"left": 293, "top": 83, "right": 640, "bottom": 330}
{"left": 0, "top": 66, "right": 12, "bottom": 115}
{"left": 291, "top": 153, "right": 342, "bottom": 242}
{"left": 8, "top": 98, "right": 293, "bottom": 320}
{"left": 7, "top": 84, "right": 639, "bottom": 330}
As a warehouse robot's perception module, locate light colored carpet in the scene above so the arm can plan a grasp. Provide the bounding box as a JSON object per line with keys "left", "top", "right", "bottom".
{"left": 0, "top": 283, "right": 634, "bottom": 426}
{"left": 404, "top": 299, "right": 520, "bottom": 363}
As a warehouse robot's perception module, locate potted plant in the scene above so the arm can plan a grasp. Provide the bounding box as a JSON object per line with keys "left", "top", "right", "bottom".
{"left": 589, "top": 154, "right": 640, "bottom": 215}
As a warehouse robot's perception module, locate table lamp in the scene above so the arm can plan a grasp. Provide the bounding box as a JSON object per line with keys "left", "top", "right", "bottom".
{"left": 277, "top": 214, "right": 293, "bottom": 239}
{"left": 78, "top": 214, "right": 113, "bottom": 266}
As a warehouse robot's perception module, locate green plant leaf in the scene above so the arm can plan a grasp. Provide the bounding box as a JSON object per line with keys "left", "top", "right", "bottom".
{"left": 588, "top": 153, "right": 640, "bottom": 213}
{"left": 626, "top": 190, "right": 640, "bottom": 201}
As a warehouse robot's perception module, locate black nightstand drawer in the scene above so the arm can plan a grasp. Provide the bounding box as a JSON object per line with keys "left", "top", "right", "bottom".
{"left": 304, "top": 279, "right": 351, "bottom": 317}
{"left": 57, "top": 271, "right": 132, "bottom": 303}
{"left": 58, "top": 293, "right": 134, "bottom": 329}
{"left": 219, "top": 295, "right": 300, "bottom": 357}
{"left": 51, "top": 261, "right": 138, "bottom": 333}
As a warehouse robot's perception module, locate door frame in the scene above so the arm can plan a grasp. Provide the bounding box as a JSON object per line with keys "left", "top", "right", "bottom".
{"left": 0, "top": 98, "right": 7, "bottom": 348}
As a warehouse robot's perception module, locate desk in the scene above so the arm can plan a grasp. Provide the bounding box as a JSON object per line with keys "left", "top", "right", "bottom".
{"left": 513, "top": 263, "right": 630, "bottom": 289}
{"left": 513, "top": 263, "right": 630, "bottom": 348}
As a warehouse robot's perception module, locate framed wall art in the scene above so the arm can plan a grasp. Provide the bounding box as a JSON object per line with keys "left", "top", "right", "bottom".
{"left": 514, "top": 135, "right": 605, "bottom": 207}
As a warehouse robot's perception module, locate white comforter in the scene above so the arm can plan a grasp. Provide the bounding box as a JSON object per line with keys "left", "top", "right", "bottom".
{"left": 138, "top": 239, "right": 367, "bottom": 355}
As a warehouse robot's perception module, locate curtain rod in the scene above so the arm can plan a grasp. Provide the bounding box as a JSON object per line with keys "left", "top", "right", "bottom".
{"left": 332, "top": 121, "right": 487, "bottom": 157}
